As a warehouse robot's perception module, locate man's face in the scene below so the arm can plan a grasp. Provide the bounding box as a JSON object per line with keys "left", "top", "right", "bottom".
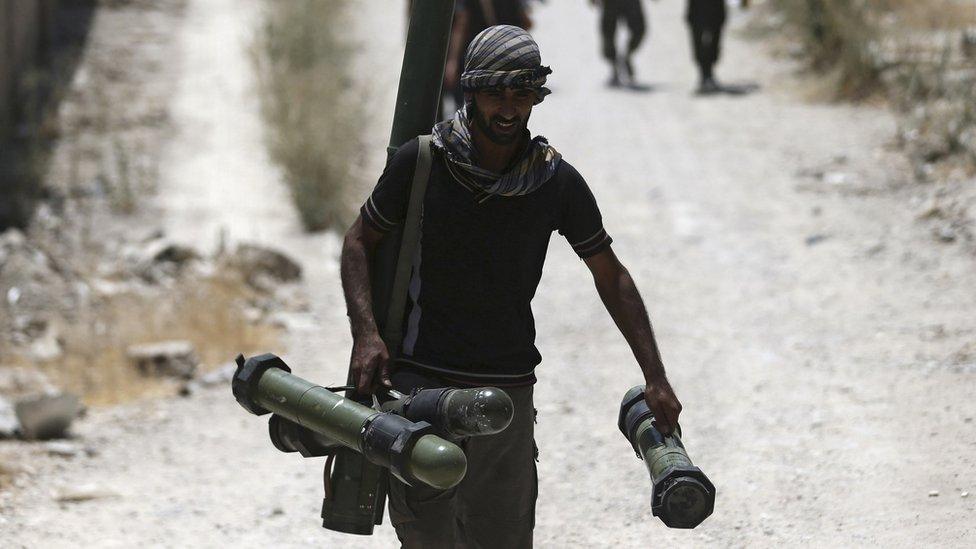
{"left": 470, "top": 87, "right": 536, "bottom": 145}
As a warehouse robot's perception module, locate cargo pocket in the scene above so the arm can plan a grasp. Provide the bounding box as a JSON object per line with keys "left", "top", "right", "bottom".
{"left": 389, "top": 477, "right": 458, "bottom": 526}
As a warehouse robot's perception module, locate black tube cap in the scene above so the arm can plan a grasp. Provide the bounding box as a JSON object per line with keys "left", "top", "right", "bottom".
{"left": 653, "top": 467, "right": 716, "bottom": 529}
{"left": 231, "top": 353, "right": 291, "bottom": 416}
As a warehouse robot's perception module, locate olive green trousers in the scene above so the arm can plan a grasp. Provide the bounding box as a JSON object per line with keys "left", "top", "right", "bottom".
{"left": 388, "top": 386, "right": 537, "bottom": 549}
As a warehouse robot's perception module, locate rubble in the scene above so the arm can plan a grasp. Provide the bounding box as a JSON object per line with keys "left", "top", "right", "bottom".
{"left": 179, "top": 361, "right": 238, "bottom": 396}
{"left": 54, "top": 483, "right": 120, "bottom": 503}
{"left": 0, "top": 396, "right": 18, "bottom": 438}
{"left": 29, "top": 325, "right": 64, "bottom": 362}
{"left": 14, "top": 393, "right": 82, "bottom": 440}
{"left": 197, "top": 362, "right": 237, "bottom": 387}
{"left": 223, "top": 243, "right": 302, "bottom": 290}
{"left": 132, "top": 238, "right": 202, "bottom": 281}
{"left": 0, "top": 229, "right": 78, "bottom": 314}
{"left": 127, "top": 340, "right": 199, "bottom": 379}
{"left": 44, "top": 441, "right": 82, "bottom": 458}
{"left": 0, "top": 367, "right": 57, "bottom": 398}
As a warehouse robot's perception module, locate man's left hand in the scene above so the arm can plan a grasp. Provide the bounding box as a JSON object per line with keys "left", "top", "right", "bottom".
{"left": 644, "top": 380, "right": 682, "bottom": 436}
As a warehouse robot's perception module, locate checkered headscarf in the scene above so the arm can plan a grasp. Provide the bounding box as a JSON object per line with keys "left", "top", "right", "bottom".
{"left": 459, "top": 25, "right": 552, "bottom": 104}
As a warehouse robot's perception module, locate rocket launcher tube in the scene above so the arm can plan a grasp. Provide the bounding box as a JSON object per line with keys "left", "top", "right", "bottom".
{"left": 233, "top": 354, "right": 467, "bottom": 490}
{"left": 382, "top": 387, "right": 514, "bottom": 439}
{"left": 618, "top": 385, "right": 716, "bottom": 529}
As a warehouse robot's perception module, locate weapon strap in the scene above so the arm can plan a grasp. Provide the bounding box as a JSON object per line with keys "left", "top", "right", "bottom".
{"left": 382, "top": 135, "right": 433, "bottom": 356}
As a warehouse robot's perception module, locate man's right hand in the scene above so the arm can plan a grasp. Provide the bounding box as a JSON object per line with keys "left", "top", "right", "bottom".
{"left": 350, "top": 332, "right": 392, "bottom": 394}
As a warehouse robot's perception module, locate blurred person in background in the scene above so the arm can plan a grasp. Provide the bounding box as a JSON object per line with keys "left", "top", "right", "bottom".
{"left": 687, "top": 0, "right": 748, "bottom": 94}
{"left": 443, "top": 0, "right": 534, "bottom": 115}
{"left": 592, "top": 0, "right": 652, "bottom": 87}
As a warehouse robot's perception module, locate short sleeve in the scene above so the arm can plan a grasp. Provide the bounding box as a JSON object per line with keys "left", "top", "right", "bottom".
{"left": 556, "top": 165, "right": 613, "bottom": 258}
{"left": 360, "top": 139, "right": 419, "bottom": 233}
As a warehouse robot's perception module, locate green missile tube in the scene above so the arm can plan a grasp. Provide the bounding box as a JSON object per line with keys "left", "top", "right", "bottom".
{"left": 382, "top": 386, "right": 514, "bottom": 439}
{"left": 387, "top": 0, "right": 455, "bottom": 154}
{"left": 618, "top": 386, "right": 715, "bottom": 529}
{"left": 233, "top": 354, "right": 467, "bottom": 490}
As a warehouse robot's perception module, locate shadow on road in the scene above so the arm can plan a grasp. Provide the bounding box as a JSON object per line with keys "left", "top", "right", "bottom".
{"left": 607, "top": 81, "right": 663, "bottom": 94}
{"left": 695, "top": 81, "right": 761, "bottom": 97}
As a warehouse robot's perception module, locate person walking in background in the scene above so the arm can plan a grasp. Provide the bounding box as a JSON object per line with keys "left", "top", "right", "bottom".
{"left": 687, "top": 0, "right": 748, "bottom": 94}
{"left": 592, "top": 0, "right": 649, "bottom": 87}
{"left": 443, "top": 0, "right": 533, "bottom": 113}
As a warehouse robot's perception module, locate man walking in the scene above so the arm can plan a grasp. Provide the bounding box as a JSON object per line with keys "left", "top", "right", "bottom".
{"left": 592, "top": 0, "right": 649, "bottom": 86}
{"left": 687, "top": 0, "right": 748, "bottom": 93}
{"left": 341, "top": 25, "right": 682, "bottom": 548}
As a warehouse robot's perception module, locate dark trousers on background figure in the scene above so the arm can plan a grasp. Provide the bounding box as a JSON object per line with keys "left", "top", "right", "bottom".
{"left": 599, "top": 0, "right": 646, "bottom": 83}
{"left": 388, "top": 386, "right": 538, "bottom": 548}
{"left": 687, "top": 0, "right": 726, "bottom": 87}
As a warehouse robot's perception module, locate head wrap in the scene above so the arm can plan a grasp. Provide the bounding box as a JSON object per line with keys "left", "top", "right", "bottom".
{"left": 459, "top": 25, "right": 552, "bottom": 104}
{"left": 431, "top": 25, "right": 559, "bottom": 201}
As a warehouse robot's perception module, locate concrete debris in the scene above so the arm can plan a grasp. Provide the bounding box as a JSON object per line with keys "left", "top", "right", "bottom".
{"left": 14, "top": 393, "right": 82, "bottom": 440}
{"left": 127, "top": 340, "right": 199, "bottom": 379}
{"left": 29, "top": 325, "right": 64, "bottom": 362}
{"left": 865, "top": 242, "right": 885, "bottom": 256}
{"left": 198, "top": 362, "right": 237, "bottom": 387}
{"left": 134, "top": 239, "right": 202, "bottom": 281}
{"left": 224, "top": 243, "right": 302, "bottom": 289}
{"left": 54, "top": 483, "right": 120, "bottom": 503}
{"left": 6, "top": 286, "right": 21, "bottom": 305}
{"left": 0, "top": 229, "right": 79, "bottom": 314}
{"left": 962, "top": 491, "right": 970, "bottom": 498}
{"left": 916, "top": 200, "right": 945, "bottom": 220}
{"left": 934, "top": 224, "right": 957, "bottom": 243}
{"left": 962, "top": 27, "right": 976, "bottom": 59}
{"left": 180, "top": 362, "right": 238, "bottom": 396}
{"left": 823, "top": 172, "right": 851, "bottom": 186}
{"left": 45, "top": 441, "right": 82, "bottom": 458}
{"left": 805, "top": 234, "right": 829, "bottom": 247}
{"left": 0, "top": 367, "right": 57, "bottom": 399}
{"left": 0, "top": 396, "right": 19, "bottom": 438}
{"left": 90, "top": 278, "right": 131, "bottom": 297}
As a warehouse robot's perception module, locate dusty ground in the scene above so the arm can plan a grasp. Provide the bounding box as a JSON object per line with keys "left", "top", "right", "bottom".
{"left": 1, "top": 0, "right": 974, "bottom": 547}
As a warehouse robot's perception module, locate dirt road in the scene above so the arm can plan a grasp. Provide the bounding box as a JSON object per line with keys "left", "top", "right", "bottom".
{"left": 2, "top": 1, "right": 974, "bottom": 547}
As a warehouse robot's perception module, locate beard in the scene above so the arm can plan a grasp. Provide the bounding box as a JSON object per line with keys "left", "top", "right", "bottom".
{"left": 470, "top": 100, "right": 529, "bottom": 145}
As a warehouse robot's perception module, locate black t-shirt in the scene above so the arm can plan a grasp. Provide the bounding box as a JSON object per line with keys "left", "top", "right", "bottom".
{"left": 687, "top": 0, "right": 726, "bottom": 24}
{"left": 361, "top": 138, "right": 612, "bottom": 386}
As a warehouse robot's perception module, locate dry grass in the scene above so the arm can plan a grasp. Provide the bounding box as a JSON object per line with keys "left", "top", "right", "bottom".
{"left": 891, "top": 0, "right": 976, "bottom": 31}
{"left": 761, "top": 0, "right": 976, "bottom": 170}
{"left": 251, "top": 0, "right": 367, "bottom": 232}
{"left": 23, "top": 273, "right": 279, "bottom": 406}
{"left": 764, "top": 0, "right": 976, "bottom": 100}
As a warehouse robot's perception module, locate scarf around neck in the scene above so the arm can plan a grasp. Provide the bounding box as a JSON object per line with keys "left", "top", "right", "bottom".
{"left": 431, "top": 105, "right": 561, "bottom": 203}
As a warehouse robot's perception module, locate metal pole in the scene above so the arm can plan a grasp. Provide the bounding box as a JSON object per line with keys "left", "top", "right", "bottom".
{"left": 387, "top": 0, "right": 455, "bottom": 156}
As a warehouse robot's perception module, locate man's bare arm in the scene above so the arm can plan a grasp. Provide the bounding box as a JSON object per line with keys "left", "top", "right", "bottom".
{"left": 584, "top": 246, "right": 682, "bottom": 434}
{"left": 340, "top": 215, "right": 393, "bottom": 393}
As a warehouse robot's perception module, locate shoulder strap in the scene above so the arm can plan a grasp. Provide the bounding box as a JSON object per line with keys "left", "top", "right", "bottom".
{"left": 382, "top": 135, "right": 433, "bottom": 355}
